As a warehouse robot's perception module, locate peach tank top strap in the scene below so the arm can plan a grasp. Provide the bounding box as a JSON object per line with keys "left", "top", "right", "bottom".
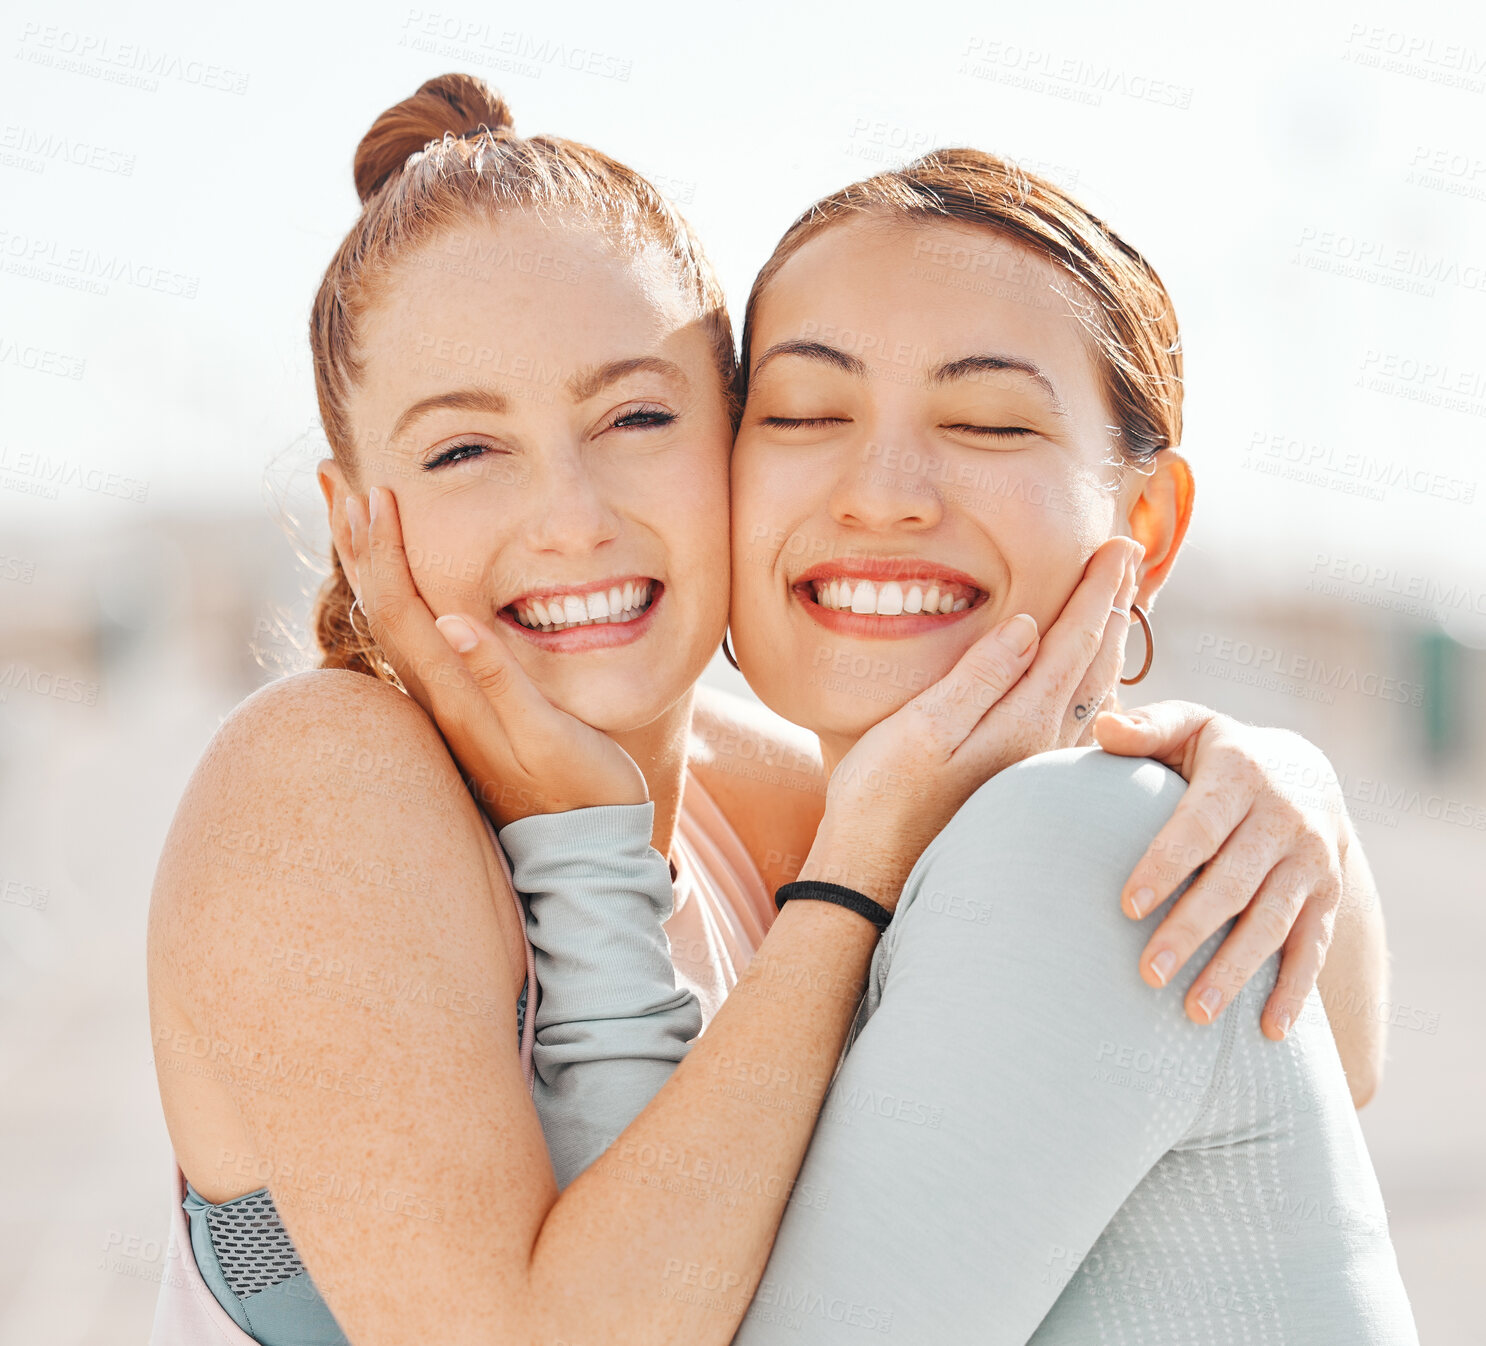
{"left": 664, "top": 771, "right": 777, "bottom": 1027}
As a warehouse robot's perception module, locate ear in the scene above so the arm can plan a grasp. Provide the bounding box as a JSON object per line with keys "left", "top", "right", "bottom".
{"left": 318, "top": 458, "right": 360, "bottom": 598}
{"left": 1125, "top": 448, "right": 1194, "bottom": 609}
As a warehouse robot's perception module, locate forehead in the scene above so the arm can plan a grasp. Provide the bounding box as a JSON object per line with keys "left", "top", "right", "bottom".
{"left": 754, "top": 215, "right": 1102, "bottom": 386}
{"left": 360, "top": 213, "right": 695, "bottom": 376}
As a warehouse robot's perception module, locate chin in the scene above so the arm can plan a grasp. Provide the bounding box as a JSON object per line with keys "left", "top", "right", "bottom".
{"left": 540, "top": 666, "right": 689, "bottom": 738}
{"left": 749, "top": 667, "right": 914, "bottom": 744}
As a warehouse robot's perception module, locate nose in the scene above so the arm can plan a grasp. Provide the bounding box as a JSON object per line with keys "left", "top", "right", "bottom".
{"left": 827, "top": 431, "right": 946, "bottom": 533}
{"left": 523, "top": 447, "right": 622, "bottom": 555}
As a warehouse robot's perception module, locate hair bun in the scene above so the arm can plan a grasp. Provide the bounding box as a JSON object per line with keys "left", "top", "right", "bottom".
{"left": 353, "top": 73, "right": 515, "bottom": 204}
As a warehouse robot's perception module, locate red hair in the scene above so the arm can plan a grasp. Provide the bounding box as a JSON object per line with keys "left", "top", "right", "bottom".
{"left": 308, "top": 74, "right": 735, "bottom": 677}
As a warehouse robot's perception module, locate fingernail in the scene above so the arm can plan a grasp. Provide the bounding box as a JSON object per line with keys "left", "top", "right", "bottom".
{"left": 1275, "top": 1009, "right": 1292, "bottom": 1039}
{"left": 1149, "top": 948, "right": 1175, "bottom": 985}
{"left": 1196, "top": 987, "right": 1222, "bottom": 1022}
{"left": 1127, "top": 885, "right": 1155, "bottom": 917}
{"left": 996, "top": 613, "right": 1037, "bottom": 655}
{"left": 368, "top": 487, "right": 381, "bottom": 524}
{"left": 435, "top": 615, "right": 477, "bottom": 653}
{"left": 1105, "top": 712, "right": 1139, "bottom": 731}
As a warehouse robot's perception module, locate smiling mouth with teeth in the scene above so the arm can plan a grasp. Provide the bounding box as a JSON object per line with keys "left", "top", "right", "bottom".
{"left": 508, "top": 579, "right": 656, "bottom": 632}
{"left": 809, "top": 577, "right": 977, "bottom": 616}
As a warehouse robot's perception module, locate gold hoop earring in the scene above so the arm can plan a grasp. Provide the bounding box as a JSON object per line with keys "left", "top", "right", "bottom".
{"left": 1119, "top": 602, "right": 1154, "bottom": 685}
{"left": 721, "top": 629, "right": 740, "bottom": 672}
{"left": 349, "top": 595, "right": 372, "bottom": 642}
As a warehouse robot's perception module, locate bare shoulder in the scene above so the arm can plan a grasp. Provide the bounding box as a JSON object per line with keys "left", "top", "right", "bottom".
{"left": 688, "top": 684, "right": 826, "bottom": 894}
{"left": 205, "top": 666, "right": 448, "bottom": 779}
{"left": 146, "top": 668, "right": 542, "bottom": 1228}
{"left": 181, "top": 668, "right": 472, "bottom": 839}
{"left": 155, "top": 663, "right": 496, "bottom": 904}
{"left": 148, "top": 667, "right": 515, "bottom": 1027}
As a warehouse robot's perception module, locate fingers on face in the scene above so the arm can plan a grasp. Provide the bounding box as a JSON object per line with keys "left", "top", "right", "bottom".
{"left": 1062, "top": 554, "right": 1141, "bottom": 742}
{"left": 344, "top": 493, "right": 368, "bottom": 586}
{"left": 452, "top": 612, "right": 558, "bottom": 725}
{"left": 1017, "top": 540, "right": 1134, "bottom": 739}
{"left": 913, "top": 615, "right": 1041, "bottom": 754}
{"left": 363, "top": 487, "right": 416, "bottom": 602}
{"left": 356, "top": 487, "right": 451, "bottom": 692}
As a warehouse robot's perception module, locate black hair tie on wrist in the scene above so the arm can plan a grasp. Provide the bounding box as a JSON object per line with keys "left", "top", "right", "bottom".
{"left": 775, "top": 880, "right": 893, "bottom": 933}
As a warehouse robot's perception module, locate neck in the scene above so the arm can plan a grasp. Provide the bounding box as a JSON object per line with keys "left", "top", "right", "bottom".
{"left": 612, "top": 687, "right": 697, "bottom": 862}
{"left": 817, "top": 731, "right": 854, "bottom": 778}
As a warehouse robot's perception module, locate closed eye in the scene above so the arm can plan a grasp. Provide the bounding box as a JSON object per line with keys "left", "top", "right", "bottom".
{"left": 761, "top": 416, "right": 850, "bottom": 430}
{"left": 944, "top": 424, "right": 1034, "bottom": 440}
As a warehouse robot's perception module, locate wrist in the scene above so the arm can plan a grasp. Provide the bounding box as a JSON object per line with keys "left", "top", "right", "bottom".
{"left": 499, "top": 799, "right": 657, "bottom": 858}
{"left": 798, "top": 833, "right": 907, "bottom": 911}
{"left": 776, "top": 879, "right": 893, "bottom": 932}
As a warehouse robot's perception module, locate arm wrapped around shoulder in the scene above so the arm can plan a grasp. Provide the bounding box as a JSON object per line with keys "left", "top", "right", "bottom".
{"left": 501, "top": 802, "right": 702, "bottom": 1189}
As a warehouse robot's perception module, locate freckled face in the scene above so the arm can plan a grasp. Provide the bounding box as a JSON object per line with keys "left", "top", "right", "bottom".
{"left": 730, "top": 216, "right": 1136, "bottom": 744}
{"left": 345, "top": 214, "right": 733, "bottom": 732}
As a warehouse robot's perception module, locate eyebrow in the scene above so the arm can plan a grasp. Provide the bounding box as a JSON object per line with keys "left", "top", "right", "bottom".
{"left": 567, "top": 356, "right": 689, "bottom": 402}
{"left": 391, "top": 387, "right": 509, "bottom": 442}
{"left": 932, "top": 355, "right": 1067, "bottom": 415}
{"left": 751, "top": 339, "right": 868, "bottom": 380}
{"left": 751, "top": 340, "right": 1066, "bottom": 415}
{"left": 390, "top": 356, "right": 688, "bottom": 443}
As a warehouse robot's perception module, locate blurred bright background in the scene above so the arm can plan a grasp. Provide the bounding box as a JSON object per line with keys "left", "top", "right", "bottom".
{"left": 1, "top": 0, "right": 1482, "bottom": 1340}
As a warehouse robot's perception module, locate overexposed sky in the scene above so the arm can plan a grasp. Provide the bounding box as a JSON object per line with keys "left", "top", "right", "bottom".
{"left": 2, "top": 0, "right": 1483, "bottom": 617}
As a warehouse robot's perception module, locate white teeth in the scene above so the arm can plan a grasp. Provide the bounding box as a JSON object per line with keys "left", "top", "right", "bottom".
{"left": 511, "top": 581, "right": 655, "bottom": 631}
{"left": 810, "top": 577, "right": 976, "bottom": 616}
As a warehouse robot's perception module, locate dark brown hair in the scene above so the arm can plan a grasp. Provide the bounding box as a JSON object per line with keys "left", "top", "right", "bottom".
{"left": 740, "top": 148, "right": 1182, "bottom": 464}
{"left": 309, "top": 73, "right": 735, "bottom": 677}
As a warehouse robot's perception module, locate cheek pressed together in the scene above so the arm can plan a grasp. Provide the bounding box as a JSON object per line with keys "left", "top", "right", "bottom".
{"left": 325, "top": 214, "right": 735, "bottom": 727}
{"left": 729, "top": 216, "right": 1136, "bottom": 735}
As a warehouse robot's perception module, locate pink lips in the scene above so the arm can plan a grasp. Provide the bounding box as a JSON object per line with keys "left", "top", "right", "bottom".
{"left": 795, "top": 556, "right": 986, "bottom": 590}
